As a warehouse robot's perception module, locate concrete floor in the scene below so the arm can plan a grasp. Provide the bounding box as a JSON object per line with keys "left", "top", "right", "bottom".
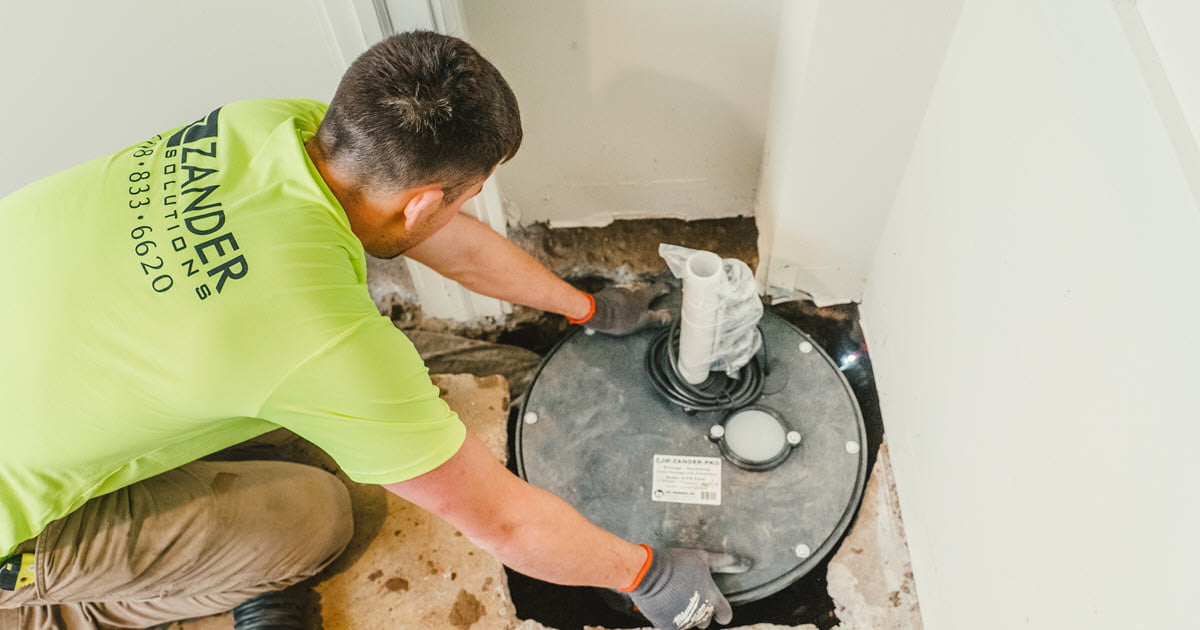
{"left": 173, "top": 374, "right": 516, "bottom": 630}
{"left": 173, "top": 372, "right": 919, "bottom": 630}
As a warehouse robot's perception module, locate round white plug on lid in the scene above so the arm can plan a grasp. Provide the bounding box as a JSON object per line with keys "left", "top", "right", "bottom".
{"left": 723, "top": 408, "right": 788, "bottom": 465}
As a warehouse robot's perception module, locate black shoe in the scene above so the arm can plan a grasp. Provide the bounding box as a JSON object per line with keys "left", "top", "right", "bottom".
{"left": 232, "top": 585, "right": 312, "bottom": 630}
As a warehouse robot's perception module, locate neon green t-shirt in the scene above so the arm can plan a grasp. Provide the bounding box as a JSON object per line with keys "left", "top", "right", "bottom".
{"left": 0, "top": 98, "right": 467, "bottom": 557}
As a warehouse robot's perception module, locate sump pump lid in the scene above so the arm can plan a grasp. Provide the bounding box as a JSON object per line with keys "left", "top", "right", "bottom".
{"left": 515, "top": 309, "right": 868, "bottom": 605}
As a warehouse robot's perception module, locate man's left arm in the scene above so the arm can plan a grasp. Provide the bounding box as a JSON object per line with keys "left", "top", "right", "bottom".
{"left": 403, "top": 213, "right": 593, "bottom": 320}
{"left": 404, "top": 213, "right": 672, "bottom": 334}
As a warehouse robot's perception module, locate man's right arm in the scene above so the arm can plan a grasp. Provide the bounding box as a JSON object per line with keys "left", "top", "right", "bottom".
{"left": 384, "top": 432, "right": 649, "bottom": 590}
{"left": 385, "top": 433, "right": 741, "bottom": 629}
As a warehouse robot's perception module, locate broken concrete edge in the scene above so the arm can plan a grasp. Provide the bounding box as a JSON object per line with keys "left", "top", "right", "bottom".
{"left": 826, "top": 442, "right": 923, "bottom": 630}
{"left": 365, "top": 217, "right": 759, "bottom": 331}
{"left": 507, "top": 218, "right": 759, "bottom": 280}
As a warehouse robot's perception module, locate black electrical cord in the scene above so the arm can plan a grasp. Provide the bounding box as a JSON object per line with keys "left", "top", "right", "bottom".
{"left": 644, "top": 321, "right": 766, "bottom": 412}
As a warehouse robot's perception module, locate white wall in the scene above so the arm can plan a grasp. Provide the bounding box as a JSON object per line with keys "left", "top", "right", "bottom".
{"left": 754, "top": 0, "right": 964, "bottom": 305}
{"left": 861, "top": 1, "right": 1200, "bottom": 628}
{"left": 460, "top": 0, "right": 781, "bottom": 226}
{"left": 1128, "top": 0, "right": 1200, "bottom": 207}
{"left": 1139, "top": 0, "right": 1200, "bottom": 153}
{"left": 0, "top": 0, "right": 349, "bottom": 197}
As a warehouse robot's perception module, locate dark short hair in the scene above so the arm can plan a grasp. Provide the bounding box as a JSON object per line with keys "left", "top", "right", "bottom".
{"left": 315, "top": 31, "right": 522, "bottom": 200}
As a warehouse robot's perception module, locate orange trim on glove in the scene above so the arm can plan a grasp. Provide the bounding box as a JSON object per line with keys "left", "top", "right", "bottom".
{"left": 566, "top": 292, "right": 596, "bottom": 325}
{"left": 619, "top": 544, "right": 654, "bottom": 593}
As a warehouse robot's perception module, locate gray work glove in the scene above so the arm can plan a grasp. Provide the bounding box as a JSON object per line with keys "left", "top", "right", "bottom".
{"left": 627, "top": 547, "right": 749, "bottom": 630}
{"left": 583, "top": 285, "right": 673, "bottom": 336}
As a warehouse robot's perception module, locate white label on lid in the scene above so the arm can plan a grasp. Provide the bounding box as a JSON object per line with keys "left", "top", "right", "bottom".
{"left": 651, "top": 455, "right": 722, "bottom": 505}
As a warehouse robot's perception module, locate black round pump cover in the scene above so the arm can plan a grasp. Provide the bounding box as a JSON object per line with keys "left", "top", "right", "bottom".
{"left": 515, "top": 309, "right": 867, "bottom": 604}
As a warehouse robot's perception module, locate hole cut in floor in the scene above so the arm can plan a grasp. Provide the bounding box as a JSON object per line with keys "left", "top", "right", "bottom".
{"left": 502, "top": 298, "right": 884, "bottom": 630}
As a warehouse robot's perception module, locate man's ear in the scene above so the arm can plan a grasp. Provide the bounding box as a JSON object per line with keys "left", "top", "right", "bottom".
{"left": 401, "top": 186, "right": 446, "bottom": 232}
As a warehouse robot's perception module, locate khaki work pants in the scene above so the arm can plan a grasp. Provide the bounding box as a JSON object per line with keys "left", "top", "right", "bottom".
{"left": 0, "top": 460, "right": 353, "bottom": 629}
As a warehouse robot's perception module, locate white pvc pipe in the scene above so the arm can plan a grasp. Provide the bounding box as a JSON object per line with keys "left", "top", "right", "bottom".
{"left": 677, "top": 251, "right": 723, "bottom": 384}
